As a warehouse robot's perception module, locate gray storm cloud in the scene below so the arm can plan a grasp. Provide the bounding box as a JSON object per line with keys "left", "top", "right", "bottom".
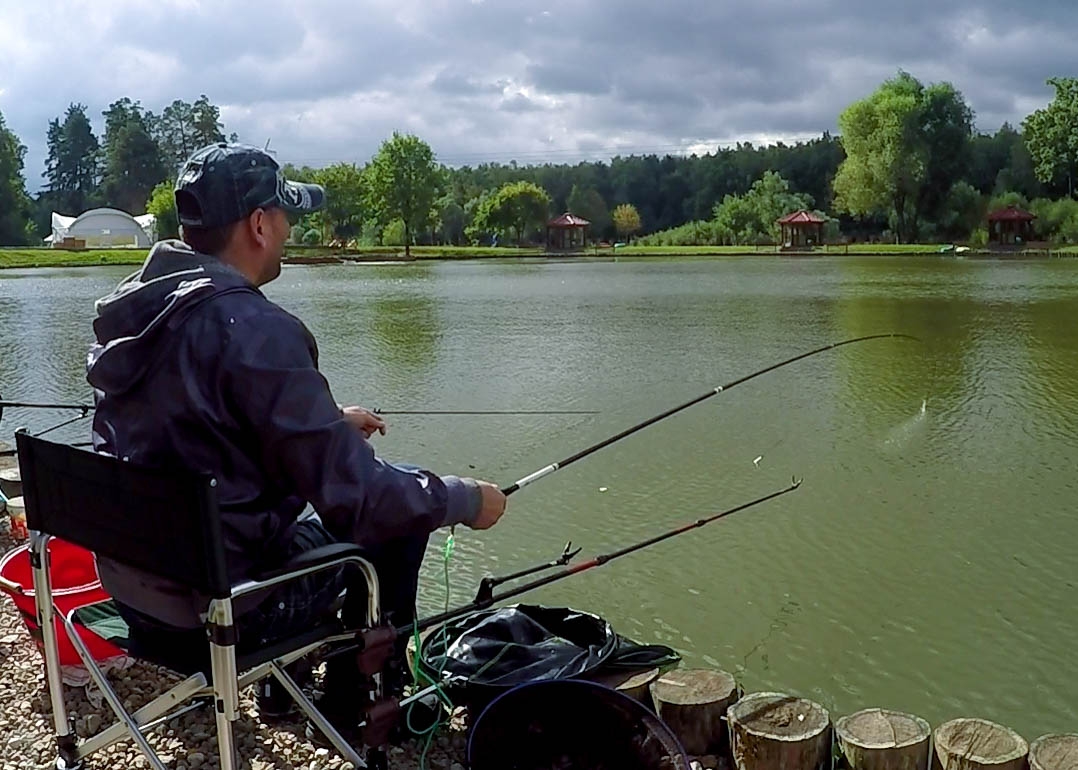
{"left": 0, "top": 0, "right": 1067, "bottom": 188}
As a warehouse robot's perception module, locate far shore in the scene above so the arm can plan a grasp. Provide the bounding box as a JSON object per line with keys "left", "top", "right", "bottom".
{"left": 2, "top": 243, "right": 1076, "bottom": 270}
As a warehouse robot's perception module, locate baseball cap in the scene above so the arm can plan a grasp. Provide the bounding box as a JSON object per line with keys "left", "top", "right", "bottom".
{"left": 174, "top": 142, "right": 325, "bottom": 229}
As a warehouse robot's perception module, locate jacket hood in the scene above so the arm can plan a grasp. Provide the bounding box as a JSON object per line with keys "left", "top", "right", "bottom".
{"left": 87, "top": 240, "right": 258, "bottom": 395}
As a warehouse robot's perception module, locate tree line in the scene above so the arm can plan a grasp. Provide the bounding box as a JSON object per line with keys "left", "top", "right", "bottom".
{"left": 1, "top": 73, "right": 1077, "bottom": 248}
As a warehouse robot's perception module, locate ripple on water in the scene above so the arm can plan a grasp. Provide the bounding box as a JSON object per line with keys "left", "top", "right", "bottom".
{"left": 3, "top": 258, "right": 1077, "bottom": 737}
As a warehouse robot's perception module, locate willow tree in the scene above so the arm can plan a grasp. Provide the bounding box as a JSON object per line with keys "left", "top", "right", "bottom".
{"left": 833, "top": 71, "right": 972, "bottom": 242}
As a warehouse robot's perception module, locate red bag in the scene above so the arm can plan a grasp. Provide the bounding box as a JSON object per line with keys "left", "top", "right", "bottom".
{"left": 0, "top": 538, "right": 126, "bottom": 668}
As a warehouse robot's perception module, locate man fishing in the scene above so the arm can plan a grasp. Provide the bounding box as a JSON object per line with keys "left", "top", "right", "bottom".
{"left": 84, "top": 142, "right": 507, "bottom": 735}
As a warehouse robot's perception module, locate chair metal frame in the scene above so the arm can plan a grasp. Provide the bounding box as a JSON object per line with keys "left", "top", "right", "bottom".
{"left": 14, "top": 429, "right": 411, "bottom": 770}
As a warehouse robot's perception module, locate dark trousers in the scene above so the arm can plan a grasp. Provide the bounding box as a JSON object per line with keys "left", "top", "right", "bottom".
{"left": 117, "top": 517, "right": 430, "bottom": 699}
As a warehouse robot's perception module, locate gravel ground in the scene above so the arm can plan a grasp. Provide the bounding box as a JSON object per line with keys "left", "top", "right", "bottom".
{"left": 0, "top": 451, "right": 468, "bottom": 770}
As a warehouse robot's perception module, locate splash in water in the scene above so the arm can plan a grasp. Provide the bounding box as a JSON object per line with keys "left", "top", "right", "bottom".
{"left": 882, "top": 397, "right": 929, "bottom": 452}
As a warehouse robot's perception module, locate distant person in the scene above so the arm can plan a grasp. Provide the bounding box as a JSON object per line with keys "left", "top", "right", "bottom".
{"left": 85, "top": 142, "right": 507, "bottom": 733}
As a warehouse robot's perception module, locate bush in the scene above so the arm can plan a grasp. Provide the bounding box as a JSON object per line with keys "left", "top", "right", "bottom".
{"left": 637, "top": 220, "right": 721, "bottom": 246}
{"left": 969, "top": 227, "right": 989, "bottom": 248}
{"left": 382, "top": 219, "right": 406, "bottom": 246}
{"left": 302, "top": 228, "right": 321, "bottom": 245}
{"left": 1030, "top": 197, "right": 1078, "bottom": 242}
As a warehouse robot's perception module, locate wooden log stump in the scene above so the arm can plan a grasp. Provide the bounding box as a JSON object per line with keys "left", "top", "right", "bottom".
{"left": 1029, "top": 734, "right": 1078, "bottom": 770}
{"left": 0, "top": 467, "right": 21, "bottom": 499}
{"left": 651, "top": 669, "right": 740, "bottom": 755}
{"left": 589, "top": 666, "right": 662, "bottom": 709}
{"left": 836, "top": 708, "right": 932, "bottom": 770}
{"left": 932, "top": 718, "right": 1028, "bottom": 770}
{"left": 727, "top": 691, "right": 832, "bottom": 770}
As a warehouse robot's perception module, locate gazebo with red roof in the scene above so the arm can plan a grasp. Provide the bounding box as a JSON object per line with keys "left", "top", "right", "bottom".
{"left": 987, "top": 205, "right": 1036, "bottom": 245}
{"left": 546, "top": 212, "right": 590, "bottom": 251}
{"left": 777, "top": 210, "right": 826, "bottom": 249}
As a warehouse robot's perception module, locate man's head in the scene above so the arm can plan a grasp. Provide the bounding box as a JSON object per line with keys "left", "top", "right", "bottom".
{"left": 174, "top": 143, "right": 324, "bottom": 285}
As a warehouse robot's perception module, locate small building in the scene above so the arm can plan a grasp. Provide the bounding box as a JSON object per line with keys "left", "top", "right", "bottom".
{"left": 987, "top": 205, "right": 1036, "bottom": 245}
{"left": 48, "top": 208, "right": 156, "bottom": 249}
{"left": 546, "top": 212, "right": 590, "bottom": 251}
{"left": 777, "top": 210, "right": 826, "bottom": 249}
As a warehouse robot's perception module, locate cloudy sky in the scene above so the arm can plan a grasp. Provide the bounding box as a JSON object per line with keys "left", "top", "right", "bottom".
{"left": 0, "top": 0, "right": 1071, "bottom": 190}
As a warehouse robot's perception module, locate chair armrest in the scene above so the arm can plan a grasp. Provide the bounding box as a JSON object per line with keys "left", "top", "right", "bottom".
{"left": 230, "top": 543, "right": 371, "bottom": 600}
{"left": 254, "top": 543, "right": 365, "bottom": 581}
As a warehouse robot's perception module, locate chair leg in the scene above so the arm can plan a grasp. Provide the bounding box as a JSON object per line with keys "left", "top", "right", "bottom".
{"left": 208, "top": 600, "right": 240, "bottom": 770}
{"left": 59, "top": 609, "right": 176, "bottom": 770}
{"left": 30, "top": 533, "right": 79, "bottom": 767}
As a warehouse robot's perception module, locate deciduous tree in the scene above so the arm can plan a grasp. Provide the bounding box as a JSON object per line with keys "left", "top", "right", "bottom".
{"left": 1023, "top": 77, "right": 1078, "bottom": 197}
{"left": 0, "top": 110, "right": 31, "bottom": 245}
{"left": 612, "top": 203, "right": 642, "bottom": 242}
{"left": 366, "top": 133, "right": 439, "bottom": 257}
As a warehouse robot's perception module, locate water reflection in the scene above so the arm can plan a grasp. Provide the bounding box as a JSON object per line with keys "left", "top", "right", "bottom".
{"left": 369, "top": 294, "right": 441, "bottom": 375}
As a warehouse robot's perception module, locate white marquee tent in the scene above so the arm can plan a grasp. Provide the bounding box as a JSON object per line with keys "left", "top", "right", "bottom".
{"left": 48, "top": 208, "right": 157, "bottom": 248}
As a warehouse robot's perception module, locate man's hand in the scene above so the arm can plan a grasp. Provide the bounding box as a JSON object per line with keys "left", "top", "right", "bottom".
{"left": 340, "top": 406, "right": 387, "bottom": 438}
{"left": 467, "top": 480, "right": 507, "bottom": 530}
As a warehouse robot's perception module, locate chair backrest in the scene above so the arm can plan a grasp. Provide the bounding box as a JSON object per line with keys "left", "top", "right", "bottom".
{"left": 14, "top": 431, "right": 231, "bottom": 599}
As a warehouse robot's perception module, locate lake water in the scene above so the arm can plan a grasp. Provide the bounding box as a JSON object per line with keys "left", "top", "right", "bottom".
{"left": 2, "top": 255, "right": 1076, "bottom": 739}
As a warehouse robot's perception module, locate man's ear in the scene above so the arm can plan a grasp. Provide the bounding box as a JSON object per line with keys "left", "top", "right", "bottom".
{"left": 249, "top": 209, "right": 269, "bottom": 249}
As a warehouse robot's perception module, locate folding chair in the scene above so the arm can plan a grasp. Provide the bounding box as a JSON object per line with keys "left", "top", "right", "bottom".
{"left": 14, "top": 429, "right": 422, "bottom": 770}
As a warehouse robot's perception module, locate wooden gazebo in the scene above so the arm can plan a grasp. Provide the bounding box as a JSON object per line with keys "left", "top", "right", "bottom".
{"left": 546, "top": 212, "right": 590, "bottom": 251}
{"left": 987, "top": 205, "right": 1036, "bottom": 245}
{"left": 777, "top": 210, "right": 826, "bottom": 249}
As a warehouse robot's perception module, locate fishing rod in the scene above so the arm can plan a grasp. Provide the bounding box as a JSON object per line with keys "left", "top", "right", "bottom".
{"left": 373, "top": 409, "right": 598, "bottom": 415}
{"left": 403, "top": 476, "right": 802, "bottom": 636}
{"left": 0, "top": 396, "right": 95, "bottom": 455}
{"left": 0, "top": 398, "right": 596, "bottom": 418}
{"left": 0, "top": 400, "right": 93, "bottom": 412}
{"left": 500, "top": 332, "right": 919, "bottom": 496}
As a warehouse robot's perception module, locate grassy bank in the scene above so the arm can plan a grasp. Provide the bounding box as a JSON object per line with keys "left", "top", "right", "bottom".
{"left": 0, "top": 245, "right": 546, "bottom": 269}
{"left": 3, "top": 243, "right": 1076, "bottom": 270}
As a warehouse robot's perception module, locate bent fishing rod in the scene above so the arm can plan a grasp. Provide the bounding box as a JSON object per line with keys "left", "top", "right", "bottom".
{"left": 500, "top": 332, "right": 919, "bottom": 496}
{"left": 403, "top": 476, "right": 803, "bottom": 636}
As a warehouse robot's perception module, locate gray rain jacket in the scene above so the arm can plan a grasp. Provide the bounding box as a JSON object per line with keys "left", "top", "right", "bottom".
{"left": 86, "top": 241, "right": 480, "bottom": 627}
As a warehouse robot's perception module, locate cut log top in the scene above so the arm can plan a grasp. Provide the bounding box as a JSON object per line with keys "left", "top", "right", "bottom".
{"left": 653, "top": 669, "right": 738, "bottom": 705}
{"left": 838, "top": 709, "right": 931, "bottom": 749}
{"left": 728, "top": 692, "right": 830, "bottom": 739}
{"left": 1030, "top": 734, "right": 1078, "bottom": 770}
{"left": 935, "top": 718, "right": 1028, "bottom": 764}
{"left": 591, "top": 667, "right": 660, "bottom": 692}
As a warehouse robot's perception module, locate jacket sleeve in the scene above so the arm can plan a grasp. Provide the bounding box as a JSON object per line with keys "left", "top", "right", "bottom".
{"left": 218, "top": 309, "right": 481, "bottom": 546}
